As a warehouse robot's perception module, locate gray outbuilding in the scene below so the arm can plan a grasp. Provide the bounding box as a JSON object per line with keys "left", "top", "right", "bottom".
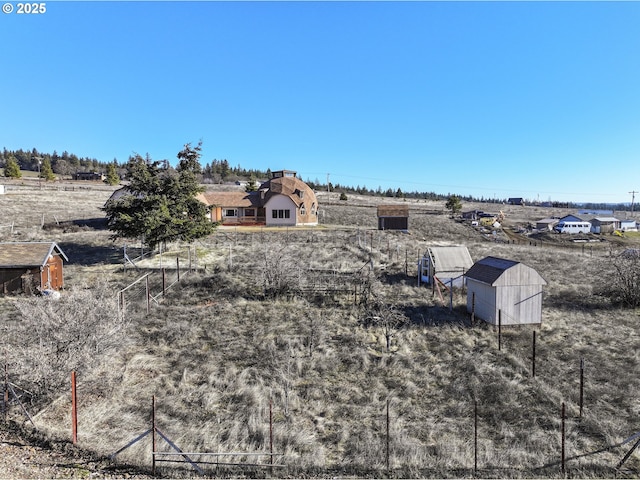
{"left": 464, "top": 256, "right": 546, "bottom": 326}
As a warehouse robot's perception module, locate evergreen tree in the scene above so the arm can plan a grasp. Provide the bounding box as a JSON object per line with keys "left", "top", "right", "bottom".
{"left": 105, "top": 162, "right": 120, "bottom": 185}
{"left": 445, "top": 195, "right": 462, "bottom": 215}
{"left": 40, "top": 158, "right": 56, "bottom": 181}
{"left": 245, "top": 174, "right": 259, "bottom": 192}
{"left": 103, "top": 143, "right": 216, "bottom": 249}
{"left": 4, "top": 155, "right": 21, "bottom": 178}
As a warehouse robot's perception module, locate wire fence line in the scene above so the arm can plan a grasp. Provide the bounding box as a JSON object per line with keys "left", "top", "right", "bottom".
{"left": 117, "top": 245, "right": 198, "bottom": 319}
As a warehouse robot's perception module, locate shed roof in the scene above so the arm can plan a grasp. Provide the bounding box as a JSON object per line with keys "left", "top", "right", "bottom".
{"left": 377, "top": 205, "right": 409, "bottom": 217}
{"left": 0, "top": 242, "right": 68, "bottom": 268}
{"left": 427, "top": 246, "right": 474, "bottom": 276}
{"left": 464, "top": 256, "right": 546, "bottom": 287}
{"left": 590, "top": 217, "right": 619, "bottom": 223}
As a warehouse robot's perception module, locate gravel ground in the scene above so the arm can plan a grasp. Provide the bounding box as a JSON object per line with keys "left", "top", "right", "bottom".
{"left": 0, "top": 424, "right": 151, "bottom": 479}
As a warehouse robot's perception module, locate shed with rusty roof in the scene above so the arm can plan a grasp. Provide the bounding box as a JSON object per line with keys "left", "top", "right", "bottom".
{"left": 377, "top": 205, "right": 409, "bottom": 231}
{"left": 0, "top": 242, "right": 68, "bottom": 294}
{"left": 464, "top": 256, "right": 546, "bottom": 326}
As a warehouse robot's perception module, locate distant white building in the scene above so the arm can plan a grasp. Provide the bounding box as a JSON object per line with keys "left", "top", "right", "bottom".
{"left": 620, "top": 219, "right": 638, "bottom": 232}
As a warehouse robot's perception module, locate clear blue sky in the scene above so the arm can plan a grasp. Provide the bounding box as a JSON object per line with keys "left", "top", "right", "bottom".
{"left": 2, "top": 1, "right": 639, "bottom": 203}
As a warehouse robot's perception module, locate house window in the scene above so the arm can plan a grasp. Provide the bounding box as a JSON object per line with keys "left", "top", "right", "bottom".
{"left": 225, "top": 209, "right": 237, "bottom": 217}
{"left": 244, "top": 208, "right": 255, "bottom": 217}
{"left": 298, "top": 189, "right": 304, "bottom": 199}
{"left": 272, "top": 209, "right": 291, "bottom": 219}
{"left": 300, "top": 203, "right": 306, "bottom": 215}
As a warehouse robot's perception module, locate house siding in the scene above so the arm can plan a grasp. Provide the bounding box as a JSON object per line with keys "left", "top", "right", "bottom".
{"left": 265, "top": 195, "right": 297, "bottom": 226}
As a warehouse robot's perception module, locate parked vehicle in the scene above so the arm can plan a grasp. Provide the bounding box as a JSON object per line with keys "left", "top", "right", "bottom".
{"left": 553, "top": 221, "right": 591, "bottom": 234}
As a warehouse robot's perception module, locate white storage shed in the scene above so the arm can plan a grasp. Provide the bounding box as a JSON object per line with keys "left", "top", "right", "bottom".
{"left": 464, "top": 256, "right": 546, "bottom": 326}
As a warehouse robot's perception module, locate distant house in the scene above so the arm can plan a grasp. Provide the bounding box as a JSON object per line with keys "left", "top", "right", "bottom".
{"left": 589, "top": 217, "right": 620, "bottom": 234}
{"left": 620, "top": 219, "right": 638, "bottom": 232}
{"left": 197, "top": 170, "right": 319, "bottom": 227}
{"left": 0, "top": 242, "right": 68, "bottom": 294}
{"left": 464, "top": 256, "right": 546, "bottom": 326}
{"left": 377, "top": 205, "right": 409, "bottom": 231}
{"left": 508, "top": 198, "right": 525, "bottom": 206}
{"left": 536, "top": 218, "right": 559, "bottom": 231}
{"left": 418, "top": 245, "right": 473, "bottom": 287}
{"left": 74, "top": 171, "right": 105, "bottom": 181}
{"left": 462, "top": 210, "right": 482, "bottom": 221}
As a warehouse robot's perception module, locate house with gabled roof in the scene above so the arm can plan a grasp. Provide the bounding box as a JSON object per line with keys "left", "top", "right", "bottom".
{"left": 0, "top": 242, "right": 68, "bottom": 294}
{"left": 464, "top": 256, "right": 546, "bottom": 326}
{"left": 197, "top": 170, "right": 319, "bottom": 227}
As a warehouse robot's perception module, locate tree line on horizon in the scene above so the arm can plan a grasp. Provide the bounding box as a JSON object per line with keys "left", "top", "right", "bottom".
{"left": 0, "top": 147, "right": 634, "bottom": 212}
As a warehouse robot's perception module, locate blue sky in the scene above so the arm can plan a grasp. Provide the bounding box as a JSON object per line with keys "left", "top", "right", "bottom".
{"left": 2, "top": 1, "right": 639, "bottom": 203}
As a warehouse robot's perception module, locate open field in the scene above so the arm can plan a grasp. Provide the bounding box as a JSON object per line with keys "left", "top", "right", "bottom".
{"left": 1, "top": 184, "right": 640, "bottom": 478}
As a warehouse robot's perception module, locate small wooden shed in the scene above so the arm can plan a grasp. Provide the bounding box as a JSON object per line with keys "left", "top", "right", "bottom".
{"left": 464, "top": 256, "right": 546, "bottom": 326}
{"left": 418, "top": 245, "right": 473, "bottom": 287}
{"left": 377, "top": 204, "right": 409, "bottom": 231}
{"left": 0, "top": 242, "right": 68, "bottom": 294}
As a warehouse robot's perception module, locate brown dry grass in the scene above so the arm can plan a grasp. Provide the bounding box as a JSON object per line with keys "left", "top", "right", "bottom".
{"left": 1, "top": 185, "right": 640, "bottom": 478}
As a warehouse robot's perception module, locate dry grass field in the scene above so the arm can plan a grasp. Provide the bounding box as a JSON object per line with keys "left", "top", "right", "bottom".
{"left": 1, "top": 183, "right": 640, "bottom": 478}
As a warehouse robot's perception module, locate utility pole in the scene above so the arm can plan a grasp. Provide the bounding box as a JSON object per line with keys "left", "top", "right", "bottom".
{"left": 326, "top": 173, "right": 330, "bottom": 193}
{"left": 629, "top": 191, "right": 638, "bottom": 213}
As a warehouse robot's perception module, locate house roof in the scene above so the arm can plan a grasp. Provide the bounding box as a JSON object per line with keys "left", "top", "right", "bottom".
{"left": 464, "top": 256, "right": 546, "bottom": 287}
{"left": 377, "top": 205, "right": 409, "bottom": 217}
{"left": 590, "top": 217, "right": 619, "bottom": 223}
{"left": 260, "top": 175, "right": 317, "bottom": 208}
{"left": 196, "top": 191, "right": 261, "bottom": 208}
{"left": 0, "top": 242, "right": 68, "bottom": 268}
{"left": 559, "top": 215, "right": 585, "bottom": 223}
{"left": 536, "top": 218, "right": 558, "bottom": 224}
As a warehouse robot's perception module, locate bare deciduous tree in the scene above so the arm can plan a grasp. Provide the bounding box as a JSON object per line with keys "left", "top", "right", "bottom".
{"left": 260, "top": 246, "right": 301, "bottom": 299}
{"left": 4, "top": 285, "right": 129, "bottom": 406}
{"left": 605, "top": 249, "right": 640, "bottom": 307}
